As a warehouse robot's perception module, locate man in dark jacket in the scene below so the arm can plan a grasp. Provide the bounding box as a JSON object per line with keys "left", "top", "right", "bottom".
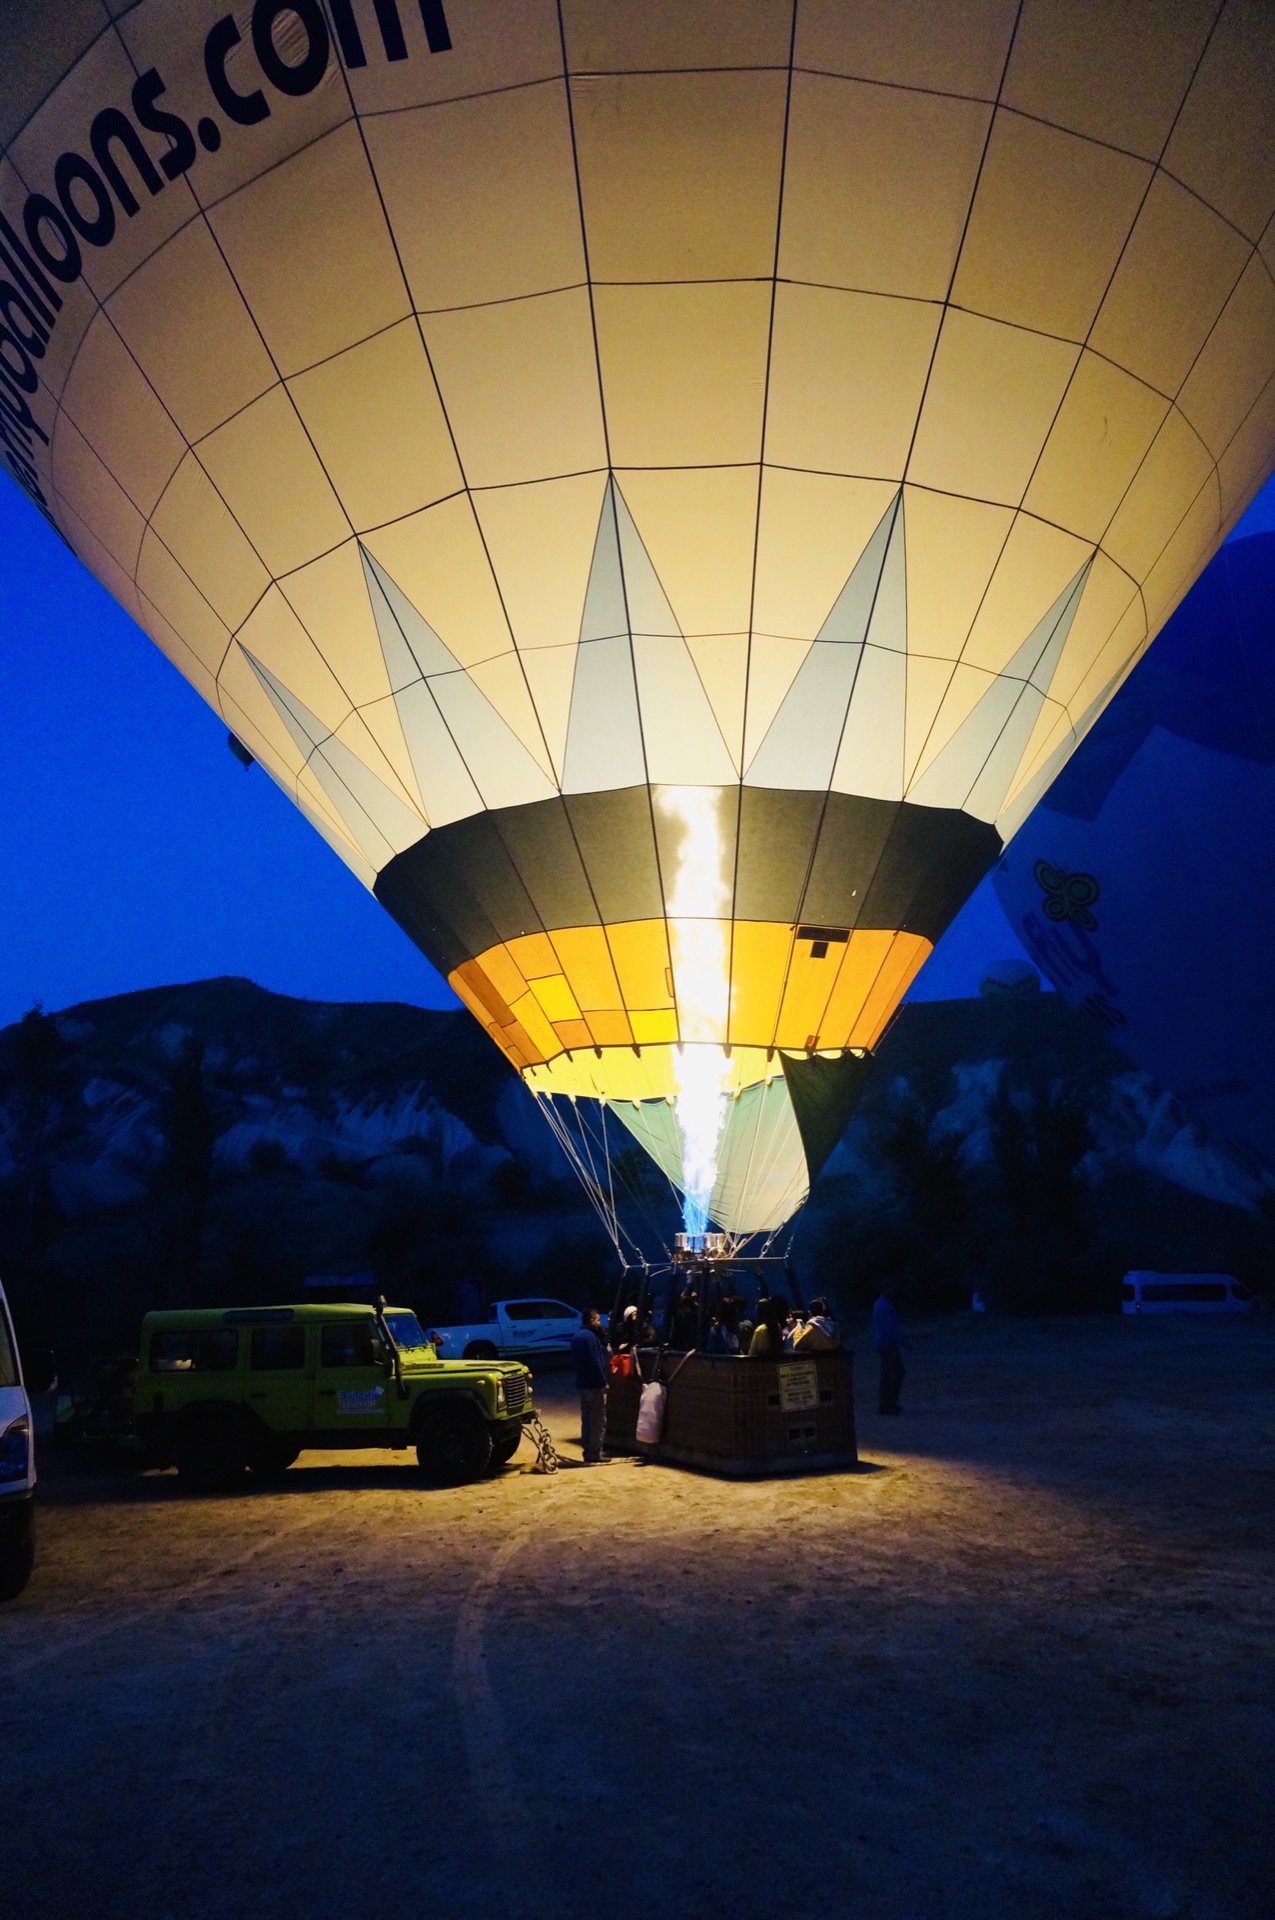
{"left": 872, "top": 1282, "right": 908, "bottom": 1414}
{"left": 571, "top": 1309, "right": 610, "bottom": 1464}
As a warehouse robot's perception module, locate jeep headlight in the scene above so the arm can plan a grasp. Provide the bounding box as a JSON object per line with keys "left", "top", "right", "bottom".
{"left": 0, "top": 1415, "right": 30, "bottom": 1484}
{"left": 494, "top": 1379, "right": 506, "bottom": 1412}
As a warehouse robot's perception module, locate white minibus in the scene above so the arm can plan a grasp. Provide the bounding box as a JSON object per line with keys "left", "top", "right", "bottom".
{"left": 1121, "top": 1271, "right": 1254, "bottom": 1314}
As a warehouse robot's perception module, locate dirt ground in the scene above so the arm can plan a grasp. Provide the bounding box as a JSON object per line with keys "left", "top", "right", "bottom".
{"left": 3, "top": 1314, "right": 1273, "bottom": 1920}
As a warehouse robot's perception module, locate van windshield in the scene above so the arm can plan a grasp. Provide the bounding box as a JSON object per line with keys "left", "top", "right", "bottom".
{"left": 0, "top": 1308, "right": 16, "bottom": 1388}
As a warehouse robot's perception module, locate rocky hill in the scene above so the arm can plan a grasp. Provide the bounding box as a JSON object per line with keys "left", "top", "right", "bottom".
{"left": 0, "top": 977, "right": 1269, "bottom": 1351}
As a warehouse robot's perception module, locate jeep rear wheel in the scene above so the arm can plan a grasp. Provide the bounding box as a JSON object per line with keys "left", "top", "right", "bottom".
{"left": 417, "top": 1408, "right": 493, "bottom": 1486}
{"left": 176, "top": 1417, "right": 248, "bottom": 1492}
{"left": 463, "top": 1340, "right": 498, "bottom": 1360}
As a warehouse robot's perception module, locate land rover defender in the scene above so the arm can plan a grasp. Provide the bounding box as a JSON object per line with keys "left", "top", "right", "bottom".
{"left": 134, "top": 1302, "right": 533, "bottom": 1490}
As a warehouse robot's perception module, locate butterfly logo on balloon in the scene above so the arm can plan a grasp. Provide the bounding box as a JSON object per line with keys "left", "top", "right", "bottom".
{"left": 1033, "top": 862, "right": 1101, "bottom": 933}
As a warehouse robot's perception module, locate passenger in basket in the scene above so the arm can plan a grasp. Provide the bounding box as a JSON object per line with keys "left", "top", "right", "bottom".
{"left": 707, "top": 1298, "right": 741, "bottom": 1354}
{"left": 793, "top": 1298, "right": 840, "bottom": 1352}
{"left": 671, "top": 1287, "right": 699, "bottom": 1349}
{"left": 614, "top": 1304, "right": 640, "bottom": 1352}
{"left": 747, "top": 1293, "right": 790, "bottom": 1356}
{"left": 571, "top": 1309, "right": 612, "bottom": 1465}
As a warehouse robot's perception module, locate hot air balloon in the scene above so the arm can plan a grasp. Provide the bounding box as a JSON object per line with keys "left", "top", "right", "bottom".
{"left": 995, "top": 526, "right": 1275, "bottom": 1173}
{"left": 3, "top": 0, "right": 1274, "bottom": 1255}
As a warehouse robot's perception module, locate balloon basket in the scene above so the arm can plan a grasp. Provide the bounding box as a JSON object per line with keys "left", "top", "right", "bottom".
{"left": 606, "top": 1348, "right": 857, "bottom": 1479}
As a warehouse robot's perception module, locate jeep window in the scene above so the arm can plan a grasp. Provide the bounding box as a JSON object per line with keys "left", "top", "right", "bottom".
{"left": 540, "top": 1301, "right": 576, "bottom": 1319}
{"left": 0, "top": 1307, "right": 16, "bottom": 1388}
{"left": 251, "top": 1326, "right": 306, "bottom": 1371}
{"left": 383, "top": 1312, "right": 429, "bottom": 1351}
{"left": 150, "top": 1329, "right": 239, "bottom": 1372}
{"left": 320, "top": 1322, "right": 380, "bottom": 1367}
{"left": 503, "top": 1302, "right": 547, "bottom": 1321}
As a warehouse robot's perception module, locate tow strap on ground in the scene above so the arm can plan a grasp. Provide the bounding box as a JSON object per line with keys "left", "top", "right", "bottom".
{"left": 523, "top": 1411, "right": 559, "bottom": 1474}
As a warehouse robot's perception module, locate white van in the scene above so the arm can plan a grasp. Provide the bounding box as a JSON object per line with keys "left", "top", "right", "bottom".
{"left": 0, "top": 1281, "right": 55, "bottom": 1600}
{"left": 1121, "top": 1271, "right": 1254, "bottom": 1315}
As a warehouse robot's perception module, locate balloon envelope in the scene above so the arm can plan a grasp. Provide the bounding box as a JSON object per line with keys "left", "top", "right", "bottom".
{"left": 995, "top": 531, "right": 1275, "bottom": 1173}
{"left": 4, "top": 0, "right": 1275, "bottom": 1230}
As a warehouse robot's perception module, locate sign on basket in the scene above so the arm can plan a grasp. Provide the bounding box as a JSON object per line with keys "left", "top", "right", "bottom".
{"left": 778, "top": 1361, "right": 819, "bottom": 1413}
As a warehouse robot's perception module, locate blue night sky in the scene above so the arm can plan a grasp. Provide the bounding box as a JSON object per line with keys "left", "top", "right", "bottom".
{"left": 4, "top": 473, "right": 1275, "bottom": 1033}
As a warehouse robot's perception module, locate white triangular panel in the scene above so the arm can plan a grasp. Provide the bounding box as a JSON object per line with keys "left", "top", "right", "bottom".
{"left": 579, "top": 481, "right": 630, "bottom": 643}
{"left": 746, "top": 641, "right": 868, "bottom": 792}
{"left": 255, "top": 750, "right": 339, "bottom": 858}
{"left": 563, "top": 633, "right": 646, "bottom": 792}
{"left": 613, "top": 483, "right": 681, "bottom": 638}
{"left": 861, "top": 499, "right": 908, "bottom": 654}
{"left": 907, "top": 560, "right": 1091, "bottom": 819}
{"left": 393, "top": 680, "right": 484, "bottom": 826}
{"left": 428, "top": 671, "right": 556, "bottom": 809}
{"left": 361, "top": 547, "right": 456, "bottom": 683}
{"left": 821, "top": 499, "right": 899, "bottom": 646}
{"left": 996, "top": 657, "right": 1126, "bottom": 843}
{"left": 831, "top": 645, "right": 908, "bottom": 800}
{"left": 518, "top": 645, "right": 578, "bottom": 785}
{"left": 244, "top": 649, "right": 425, "bottom": 870}
{"left": 633, "top": 636, "right": 735, "bottom": 786}
{"left": 362, "top": 543, "right": 556, "bottom": 815}
{"left": 293, "top": 787, "right": 378, "bottom": 889}
{"left": 243, "top": 649, "right": 329, "bottom": 759}
{"left": 746, "top": 492, "right": 903, "bottom": 793}
{"left": 309, "top": 736, "right": 424, "bottom": 866}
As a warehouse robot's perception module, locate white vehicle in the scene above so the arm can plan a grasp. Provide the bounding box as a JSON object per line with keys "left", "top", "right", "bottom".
{"left": 0, "top": 1281, "right": 55, "bottom": 1600}
{"left": 433, "top": 1298, "right": 584, "bottom": 1360}
{"left": 1121, "top": 1272, "right": 1254, "bottom": 1315}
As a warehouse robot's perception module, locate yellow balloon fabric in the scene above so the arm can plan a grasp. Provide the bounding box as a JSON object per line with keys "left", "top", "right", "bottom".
{"left": 4, "top": 0, "right": 1274, "bottom": 1230}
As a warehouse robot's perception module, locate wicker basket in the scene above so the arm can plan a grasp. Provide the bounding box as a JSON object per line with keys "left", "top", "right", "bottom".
{"left": 606, "top": 1348, "right": 857, "bottom": 1478}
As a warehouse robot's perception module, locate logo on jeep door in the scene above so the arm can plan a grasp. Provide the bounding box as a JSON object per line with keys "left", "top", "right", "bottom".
{"left": 336, "top": 1388, "right": 385, "bottom": 1414}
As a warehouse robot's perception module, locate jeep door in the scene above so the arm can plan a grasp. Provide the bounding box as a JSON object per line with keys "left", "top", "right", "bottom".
{"left": 313, "top": 1320, "right": 390, "bottom": 1434}
{"left": 244, "top": 1324, "right": 308, "bottom": 1434}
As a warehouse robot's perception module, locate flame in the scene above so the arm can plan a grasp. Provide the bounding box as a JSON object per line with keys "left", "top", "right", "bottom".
{"left": 657, "top": 786, "right": 731, "bottom": 1237}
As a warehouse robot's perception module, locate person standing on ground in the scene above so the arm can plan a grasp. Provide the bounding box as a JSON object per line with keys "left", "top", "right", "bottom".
{"left": 571, "top": 1308, "right": 611, "bottom": 1465}
{"left": 872, "top": 1282, "right": 908, "bottom": 1414}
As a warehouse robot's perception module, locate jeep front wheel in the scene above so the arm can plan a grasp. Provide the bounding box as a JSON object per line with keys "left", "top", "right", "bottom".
{"left": 176, "top": 1417, "right": 248, "bottom": 1492}
{"left": 489, "top": 1428, "right": 522, "bottom": 1469}
{"left": 417, "top": 1409, "right": 493, "bottom": 1486}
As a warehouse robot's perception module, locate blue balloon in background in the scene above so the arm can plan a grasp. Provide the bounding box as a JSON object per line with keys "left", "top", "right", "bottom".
{"left": 994, "top": 532, "right": 1275, "bottom": 1173}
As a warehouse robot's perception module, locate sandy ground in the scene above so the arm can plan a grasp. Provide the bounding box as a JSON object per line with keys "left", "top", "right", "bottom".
{"left": 2, "top": 1314, "right": 1273, "bottom": 1920}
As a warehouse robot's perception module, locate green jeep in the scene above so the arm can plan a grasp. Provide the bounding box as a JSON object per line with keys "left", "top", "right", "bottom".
{"left": 134, "top": 1302, "right": 533, "bottom": 1490}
